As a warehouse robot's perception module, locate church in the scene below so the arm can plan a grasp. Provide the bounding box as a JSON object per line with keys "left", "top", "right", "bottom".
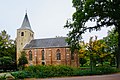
{"left": 16, "top": 13, "right": 79, "bottom": 67}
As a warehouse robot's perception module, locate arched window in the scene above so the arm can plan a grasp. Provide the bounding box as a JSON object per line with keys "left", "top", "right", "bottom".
{"left": 56, "top": 49, "right": 61, "bottom": 60}
{"left": 21, "top": 32, "right": 24, "bottom": 36}
{"left": 41, "top": 50, "right": 45, "bottom": 60}
{"left": 29, "top": 50, "right": 32, "bottom": 61}
{"left": 71, "top": 53, "right": 74, "bottom": 60}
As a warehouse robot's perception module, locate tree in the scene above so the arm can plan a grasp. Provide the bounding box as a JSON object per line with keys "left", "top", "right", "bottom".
{"left": 65, "top": 0, "right": 120, "bottom": 69}
{"left": 18, "top": 51, "right": 28, "bottom": 70}
{"left": 0, "top": 30, "right": 16, "bottom": 58}
{"left": 79, "top": 41, "right": 87, "bottom": 66}
{"left": 0, "top": 56, "right": 16, "bottom": 71}
{"left": 0, "top": 30, "right": 16, "bottom": 71}
{"left": 86, "top": 36, "right": 110, "bottom": 71}
{"left": 79, "top": 36, "right": 110, "bottom": 70}
{"left": 103, "top": 28, "right": 118, "bottom": 66}
{"left": 79, "top": 58, "right": 87, "bottom": 67}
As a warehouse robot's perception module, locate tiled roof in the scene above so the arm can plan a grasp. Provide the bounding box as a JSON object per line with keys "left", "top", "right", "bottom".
{"left": 19, "top": 13, "right": 32, "bottom": 30}
{"left": 24, "top": 37, "right": 69, "bottom": 49}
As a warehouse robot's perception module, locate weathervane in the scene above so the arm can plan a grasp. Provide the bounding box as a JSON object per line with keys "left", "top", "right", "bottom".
{"left": 25, "top": 9, "right": 27, "bottom": 13}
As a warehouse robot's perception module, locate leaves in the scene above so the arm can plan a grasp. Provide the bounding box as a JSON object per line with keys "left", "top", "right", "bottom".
{"left": 18, "top": 51, "right": 28, "bottom": 67}
{"left": 79, "top": 36, "right": 111, "bottom": 67}
{"left": 0, "top": 30, "right": 16, "bottom": 70}
{"left": 103, "top": 28, "right": 118, "bottom": 54}
{"left": 65, "top": 0, "right": 120, "bottom": 68}
{"left": 65, "top": 0, "right": 120, "bottom": 51}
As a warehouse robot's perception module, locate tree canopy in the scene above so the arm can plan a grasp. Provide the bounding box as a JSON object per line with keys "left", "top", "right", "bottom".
{"left": 18, "top": 51, "right": 28, "bottom": 70}
{"left": 0, "top": 30, "right": 15, "bottom": 58}
{"left": 0, "top": 30, "right": 16, "bottom": 71}
{"left": 65, "top": 0, "right": 120, "bottom": 69}
{"left": 103, "top": 28, "right": 118, "bottom": 66}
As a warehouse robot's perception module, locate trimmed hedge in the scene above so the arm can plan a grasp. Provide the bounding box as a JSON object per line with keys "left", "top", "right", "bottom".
{"left": 11, "top": 65, "right": 119, "bottom": 79}
{"left": 25, "top": 65, "right": 76, "bottom": 78}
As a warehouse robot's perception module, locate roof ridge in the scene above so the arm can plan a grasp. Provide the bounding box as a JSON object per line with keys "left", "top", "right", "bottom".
{"left": 33, "top": 37, "right": 67, "bottom": 40}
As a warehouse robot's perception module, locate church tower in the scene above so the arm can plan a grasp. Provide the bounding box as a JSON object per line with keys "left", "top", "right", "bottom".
{"left": 16, "top": 13, "right": 34, "bottom": 62}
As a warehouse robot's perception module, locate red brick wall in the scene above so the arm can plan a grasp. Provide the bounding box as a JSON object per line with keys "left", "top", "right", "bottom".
{"left": 25, "top": 47, "right": 79, "bottom": 67}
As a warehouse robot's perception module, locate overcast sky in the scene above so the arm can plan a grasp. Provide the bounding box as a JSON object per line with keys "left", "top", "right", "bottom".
{"left": 0, "top": 0, "right": 111, "bottom": 42}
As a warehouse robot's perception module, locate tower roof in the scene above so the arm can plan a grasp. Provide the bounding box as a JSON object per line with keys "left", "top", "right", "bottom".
{"left": 19, "top": 13, "right": 32, "bottom": 30}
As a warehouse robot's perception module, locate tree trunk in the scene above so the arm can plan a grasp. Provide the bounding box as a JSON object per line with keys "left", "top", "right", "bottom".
{"left": 117, "top": 28, "right": 120, "bottom": 69}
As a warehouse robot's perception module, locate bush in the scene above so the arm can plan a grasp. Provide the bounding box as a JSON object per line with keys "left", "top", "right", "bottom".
{"left": 96, "top": 65, "right": 118, "bottom": 74}
{"left": 0, "top": 76, "right": 5, "bottom": 80}
{"left": 11, "top": 71, "right": 30, "bottom": 79}
{"left": 24, "top": 65, "right": 76, "bottom": 78}
{"left": 12, "top": 65, "right": 77, "bottom": 79}
{"left": 11, "top": 65, "right": 119, "bottom": 79}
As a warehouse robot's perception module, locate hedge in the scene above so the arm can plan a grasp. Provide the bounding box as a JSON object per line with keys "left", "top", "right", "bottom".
{"left": 11, "top": 65, "right": 119, "bottom": 79}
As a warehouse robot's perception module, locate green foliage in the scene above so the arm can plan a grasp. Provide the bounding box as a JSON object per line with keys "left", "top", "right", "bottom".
{"left": 96, "top": 65, "right": 118, "bottom": 74}
{"left": 11, "top": 71, "right": 28, "bottom": 79}
{"left": 0, "top": 56, "right": 12, "bottom": 65}
{"left": 79, "top": 36, "right": 111, "bottom": 71}
{"left": 79, "top": 58, "right": 87, "bottom": 66}
{"left": 24, "top": 65, "right": 75, "bottom": 78}
{"left": 0, "top": 30, "right": 16, "bottom": 71}
{"left": 0, "top": 75, "right": 5, "bottom": 80}
{"left": 103, "top": 28, "right": 118, "bottom": 66}
{"left": 87, "top": 37, "right": 110, "bottom": 67}
{"left": 0, "top": 56, "right": 16, "bottom": 71}
{"left": 12, "top": 65, "right": 77, "bottom": 79}
{"left": 0, "top": 30, "right": 16, "bottom": 58}
{"left": 0, "top": 77, "right": 5, "bottom": 80}
{"left": 18, "top": 51, "right": 28, "bottom": 70}
{"left": 65, "top": 0, "right": 120, "bottom": 69}
{"left": 11, "top": 65, "right": 119, "bottom": 79}
{"left": 75, "top": 66, "right": 118, "bottom": 76}
{"left": 104, "top": 29, "right": 118, "bottom": 53}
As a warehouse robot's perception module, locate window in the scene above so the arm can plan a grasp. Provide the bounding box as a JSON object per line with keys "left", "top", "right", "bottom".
{"left": 21, "top": 32, "right": 24, "bottom": 36}
{"left": 56, "top": 49, "right": 61, "bottom": 60}
{"left": 29, "top": 50, "right": 32, "bottom": 61}
{"left": 32, "top": 34, "right": 33, "bottom": 37}
{"left": 41, "top": 50, "right": 45, "bottom": 60}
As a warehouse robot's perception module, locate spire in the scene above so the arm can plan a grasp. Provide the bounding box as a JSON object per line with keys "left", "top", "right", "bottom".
{"left": 20, "top": 13, "right": 32, "bottom": 30}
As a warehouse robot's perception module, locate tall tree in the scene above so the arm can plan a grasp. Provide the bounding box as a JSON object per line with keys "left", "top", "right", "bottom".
{"left": 0, "top": 30, "right": 15, "bottom": 58}
{"left": 79, "top": 41, "right": 87, "bottom": 66}
{"left": 87, "top": 37, "right": 109, "bottom": 69}
{"left": 103, "top": 28, "right": 118, "bottom": 66}
{"left": 0, "top": 30, "right": 16, "bottom": 70}
{"left": 65, "top": 0, "right": 120, "bottom": 69}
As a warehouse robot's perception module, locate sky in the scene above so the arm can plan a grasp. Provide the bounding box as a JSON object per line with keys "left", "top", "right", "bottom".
{"left": 0, "top": 0, "right": 111, "bottom": 42}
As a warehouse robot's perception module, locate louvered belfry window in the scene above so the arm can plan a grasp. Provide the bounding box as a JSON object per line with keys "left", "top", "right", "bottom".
{"left": 21, "top": 32, "right": 24, "bottom": 36}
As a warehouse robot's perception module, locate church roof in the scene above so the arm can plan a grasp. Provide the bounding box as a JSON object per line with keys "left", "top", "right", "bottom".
{"left": 24, "top": 37, "right": 69, "bottom": 49}
{"left": 19, "top": 13, "right": 32, "bottom": 30}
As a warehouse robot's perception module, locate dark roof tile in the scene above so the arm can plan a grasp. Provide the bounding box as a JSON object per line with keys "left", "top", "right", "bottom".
{"left": 24, "top": 37, "right": 69, "bottom": 49}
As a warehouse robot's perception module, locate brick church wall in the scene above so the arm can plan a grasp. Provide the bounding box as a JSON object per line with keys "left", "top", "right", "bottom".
{"left": 25, "top": 48, "right": 79, "bottom": 67}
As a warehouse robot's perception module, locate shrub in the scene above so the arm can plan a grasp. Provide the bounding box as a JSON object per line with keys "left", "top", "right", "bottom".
{"left": 0, "top": 76, "right": 5, "bottom": 80}
{"left": 11, "top": 65, "right": 119, "bottom": 79}
{"left": 11, "top": 71, "right": 30, "bottom": 79}
{"left": 24, "top": 65, "right": 76, "bottom": 78}
{"left": 96, "top": 65, "right": 118, "bottom": 74}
